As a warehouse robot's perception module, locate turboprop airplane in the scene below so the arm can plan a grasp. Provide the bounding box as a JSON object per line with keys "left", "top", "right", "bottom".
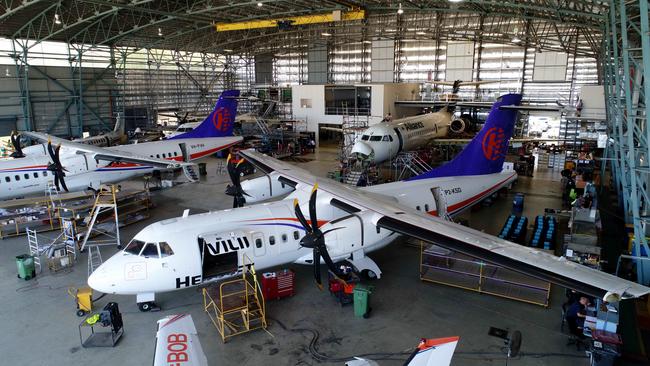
{"left": 7, "top": 115, "right": 126, "bottom": 158}
{"left": 0, "top": 90, "right": 242, "bottom": 200}
{"left": 349, "top": 80, "right": 496, "bottom": 164}
{"left": 87, "top": 93, "right": 650, "bottom": 311}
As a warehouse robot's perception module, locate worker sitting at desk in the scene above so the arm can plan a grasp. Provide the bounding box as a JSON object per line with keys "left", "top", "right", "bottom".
{"left": 566, "top": 296, "right": 590, "bottom": 339}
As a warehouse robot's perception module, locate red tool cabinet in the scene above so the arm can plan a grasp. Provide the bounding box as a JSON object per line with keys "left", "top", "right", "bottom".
{"left": 261, "top": 269, "right": 295, "bottom": 300}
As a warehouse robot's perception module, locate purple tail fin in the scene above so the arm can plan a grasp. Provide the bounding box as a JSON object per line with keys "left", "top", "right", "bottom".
{"left": 408, "top": 93, "right": 522, "bottom": 180}
{"left": 170, "top": 90, "right": 239, "bottom": 140}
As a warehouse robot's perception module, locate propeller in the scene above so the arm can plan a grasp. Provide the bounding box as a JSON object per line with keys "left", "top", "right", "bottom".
{"left": 9, "top": 131, "right": 25, "bottom": 158}
{"left": 225, "top": 154, "right": 249, "bottom": 208}
{"left": 46, "top": 141, "right": 69, "bottom": 192}
{"left": 293, "top": 184, "right": 343, "bottom": 290}
{"left": 175, "top": 111, "right": 190, "bottom": 125}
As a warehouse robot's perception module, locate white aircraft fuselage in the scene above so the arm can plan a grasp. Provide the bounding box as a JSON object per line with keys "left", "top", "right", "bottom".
{"left": 351, "top": 110, "right": 452, "bottom": 164}
{"left": 88, "top": 168, "right": 516, "bottom": 304}
{"left": 0, "top": 136, "right": 241, "bottom": 200}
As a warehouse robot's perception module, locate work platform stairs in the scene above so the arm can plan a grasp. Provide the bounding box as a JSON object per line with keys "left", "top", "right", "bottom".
{"left": 182, "top": 164, "right": 199, "bottom": 182}
{"left": 202, "top": 255, "right": 267, "bottom": 342}
{"left": 392, "top": 151, "right": 433, "bottom": 181}
{"left": 79, "top": 185, "right": 122, "bottom": 276}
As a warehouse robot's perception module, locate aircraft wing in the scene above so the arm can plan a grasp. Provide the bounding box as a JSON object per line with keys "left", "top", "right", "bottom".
{"left": 154, "top": 314, "right": 207, "bottom": 366}
{"left": 239, "top": 149, "right": 650, "bottom": 299}
{"left": 21, "top": 131, "right": 190, "bottom": 169}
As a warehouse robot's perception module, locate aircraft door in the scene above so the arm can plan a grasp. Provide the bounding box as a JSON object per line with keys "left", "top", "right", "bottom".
{"left": 198, "top": 236, "right": 239, "bottom": 280}
{"left": 252, "top": 232, "right": 266, "bottom": 257}
{"left": 393, "top": 128, "right": 404, "bottom": 152}
{"left": 178, "top": 143, "right": 190, "bottom": 162}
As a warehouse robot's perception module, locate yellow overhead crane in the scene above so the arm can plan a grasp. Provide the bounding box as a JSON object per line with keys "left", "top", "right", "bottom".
{"left": 215, "top": 8, "right": 365, "bottom": 32}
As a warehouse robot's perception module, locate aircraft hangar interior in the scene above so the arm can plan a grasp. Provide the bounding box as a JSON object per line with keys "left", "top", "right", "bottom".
{"left": 1, "top": 1, "right": 650, "bottom": 365}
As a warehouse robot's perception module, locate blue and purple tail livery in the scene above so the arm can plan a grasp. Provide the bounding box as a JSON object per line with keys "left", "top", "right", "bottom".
{"left": 170, "top": 89, "right": 239, "bottom": 140}
{"left": 408, "top": 93, "right": 522, "bottom": 180}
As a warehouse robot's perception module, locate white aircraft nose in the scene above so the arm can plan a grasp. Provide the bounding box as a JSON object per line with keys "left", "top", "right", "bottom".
{"left": 351, "top": 141, "right": 374, "bottom": 158}
{"left": 87, "top": 263, "right": 114, "bottom": 294}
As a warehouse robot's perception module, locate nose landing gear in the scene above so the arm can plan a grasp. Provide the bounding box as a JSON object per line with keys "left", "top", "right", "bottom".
{"left": 138, "top": 301, "right": 160, "bottom": 312}
{"left": 136, "top": 292, "right": 160, "bottom": 312}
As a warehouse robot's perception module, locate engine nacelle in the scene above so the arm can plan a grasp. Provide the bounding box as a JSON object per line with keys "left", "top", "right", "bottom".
{"left": 240, "top": 173, "right": 294, "bottom": 203}
{"left": 449, "top": 115, "right": 474, "bottom": 134}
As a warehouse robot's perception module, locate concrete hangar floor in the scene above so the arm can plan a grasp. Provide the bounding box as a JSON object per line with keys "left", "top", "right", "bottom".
{"left": 0, "top": 146, "right": 585, "bottom": 366}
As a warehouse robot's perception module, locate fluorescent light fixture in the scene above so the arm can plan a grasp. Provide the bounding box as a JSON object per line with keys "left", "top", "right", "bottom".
{"left": 257, "top": 2, "right": 263, "bottom": 6}
{"left": 512, "top": 36, "right": 521, "bottom": 43}
{"left": 321, "top": 32, "right": 332, "bottom": 36}
{"left": 397, "top": 3, "right": 404, "bottom": 14}
{"left": 363, "top": 40, "right": 372, "bottom": 44}
{"left": 448, "top": 0, "right": 464, "bottom": 2}
{"left": 223, "top": 48, "right": 233, "bottom": 52}
{"left": 157, "top": 28, "right": 163, "bottom": 36}
{"left": 416, "top": 31, "right": 427, "bottom": 35}
{"left": 5, "top": 68, "right": 9, "bottom": 77}
{"left": 54, "top": 13, "right": 61, "bottom": 25}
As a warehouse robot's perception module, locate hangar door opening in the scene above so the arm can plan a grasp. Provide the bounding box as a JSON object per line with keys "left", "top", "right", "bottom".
{"left": 318, "top": 124, "right": 342, "bottom": 147}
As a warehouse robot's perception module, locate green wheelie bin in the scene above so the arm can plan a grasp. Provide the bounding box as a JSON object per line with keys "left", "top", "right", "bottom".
{"left": 353, "top": 284, "right": 373, "bottom": 318}
{"left": 16, "top": 254, "right": 35, "bottom": 280}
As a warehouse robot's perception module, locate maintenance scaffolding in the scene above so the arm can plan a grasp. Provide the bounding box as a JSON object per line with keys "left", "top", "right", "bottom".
{"left": 202, "top": 254, "right": 267, "bottom": 342}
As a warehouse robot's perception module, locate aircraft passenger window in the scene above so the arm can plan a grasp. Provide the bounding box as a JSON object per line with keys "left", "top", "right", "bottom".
{"left": 293, "top": 231, "right": 300, "bottom": 240}
{"left": 174, "top": 152, "right": 178, "bottom": 157}
{"left": 243, "top": 237, "right": 250, "bottom": 248}
{"left": 43, "top": 171, "right": 47, "bottom": 177}
{"left": 159, "top": 242, "right": 174, "bottom": 257}
{"left": 124, "top": 239, "right": 146, "bottom": 255}
{"left": 15, "top": 175, "right": 19, "bottom": 181}
{"left": 416, "top": 206, "right": 421, "bottom": 211}
{"left": 24, "top": 173, "right": 29, "bottom": 179}
{"left": 425, "top": 204, "right": 429, "bottom": 212}
{"left": 140, "top": 243, "right": 160, "bottom": 258}
{"left": 281, "top": 234, "right": 288, "bottom": 242}
{"left": 33, "top": 172, "right": 38, "bottom": 178}
{"left": 269, "top": 236, "right": 276, "bottom": 245}
{"left": 361, "top": 135, "right": 370, "bottom": 141}
{"left": 382, "top": 136, "right": 390, "bottom": 141}
{"left": 156, "top": 154, "right": 160, "bottom": 158}
{"left": 5, "top": 176, "right": 9, "bottom": 182}
{"left": 255, "top": 238, "right": 263, "bottom": 248}
{"left": 369, "top": 136, "right": 382, "bottom": 141}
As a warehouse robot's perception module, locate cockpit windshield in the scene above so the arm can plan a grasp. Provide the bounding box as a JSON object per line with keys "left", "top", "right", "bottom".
{"left": 124, "top": 239, "right": 146, "bottom": 255}
{"left": 369, "top": 135, "right": 382, "bottom": 141}
{"left": 361, "top": 135, "right": 370, "bottom": 141}
{"left": 124, "top": 239, "right": 174, "bottom": 258}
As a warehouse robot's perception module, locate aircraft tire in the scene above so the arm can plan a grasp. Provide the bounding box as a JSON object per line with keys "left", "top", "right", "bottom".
{"left": 138, "top": 302, "right": 152, "bottom": 312}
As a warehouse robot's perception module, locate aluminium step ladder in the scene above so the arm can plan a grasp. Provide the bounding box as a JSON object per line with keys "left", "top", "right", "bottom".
{"left": 87, "top": 245, "right": 103, "bottom": 276}
{"left": 26, "top": 228, "right": 42, "bottom": 274}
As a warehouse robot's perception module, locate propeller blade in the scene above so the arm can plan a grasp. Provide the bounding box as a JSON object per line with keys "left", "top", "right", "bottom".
{"left": 308, "top": 184, "right": 319, "bottom": 231}
{"left": 54, "top": 144, "right": 62, "bottom": 164}
{"left": 53, "top": 174, "right": 61, "bottom": 191}
{"left": 318, "top": 241, "right": 338, "bottom": 275}
{"left": 47, "top": 140, "right": 55, "bottom": 159}
{"left": 293, "top": 199, "right": 312, "bottom": 233}
{"left": 58, "top": 172, "right": 69, "bottom": 192}
{"left": 313, "top": 248, "right": 322, "bottom": 290}
{"left": 9, "top": 132, "right": 24, "bottom": 158}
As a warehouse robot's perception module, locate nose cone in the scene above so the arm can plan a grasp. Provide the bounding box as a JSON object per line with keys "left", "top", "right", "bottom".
{"left": 87, "top": 262, "right": 114, "bottom": 294}
{"left": 351, "top": 141, "right": 374, "bottom": 160}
